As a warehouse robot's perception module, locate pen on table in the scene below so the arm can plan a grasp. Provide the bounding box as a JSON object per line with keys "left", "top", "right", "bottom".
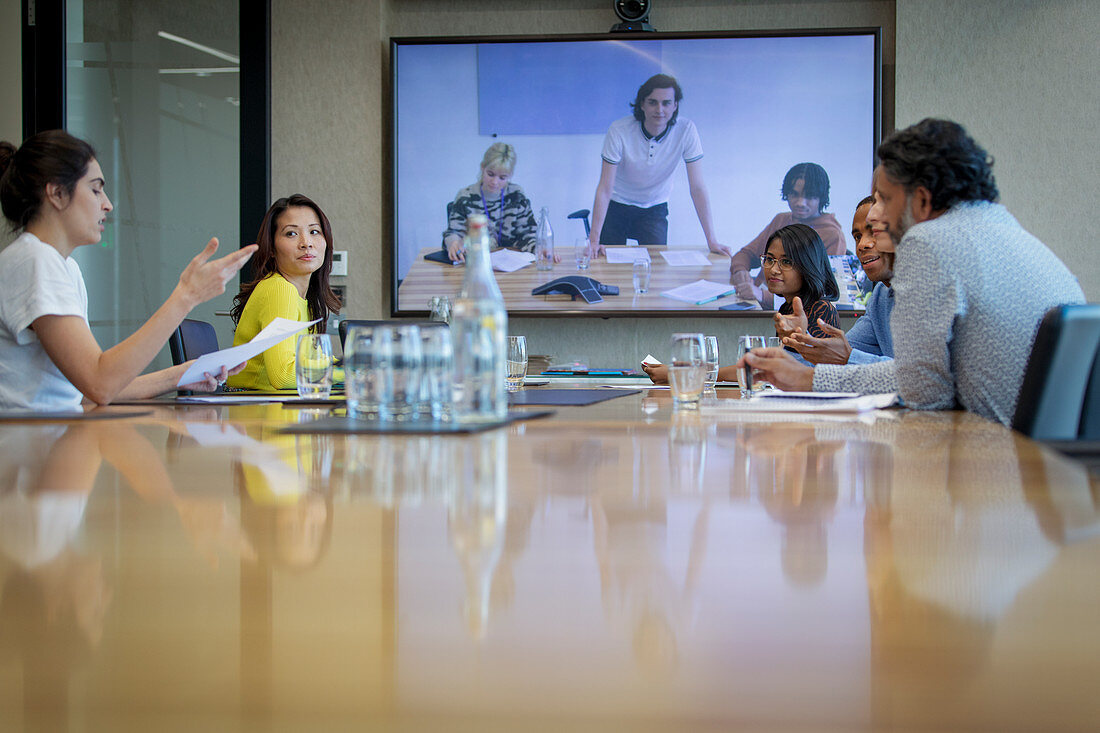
{"left": 696, "top": 291, "right": 735, "bottom": 305}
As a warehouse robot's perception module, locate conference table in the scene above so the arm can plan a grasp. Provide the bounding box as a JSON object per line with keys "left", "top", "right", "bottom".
{"left": 1, "top": 388, "right": 1098, "bottom": 731}
{"left": 397, "top": 246, "right": 761, "bottom": 314}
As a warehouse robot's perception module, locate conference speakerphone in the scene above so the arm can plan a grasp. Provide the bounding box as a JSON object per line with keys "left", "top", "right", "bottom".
{"left": 532, "top": 276, "right": 620, "bottom": 304}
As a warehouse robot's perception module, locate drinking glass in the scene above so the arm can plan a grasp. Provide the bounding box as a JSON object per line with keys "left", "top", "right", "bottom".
{"left": 703, "top": 336, "right": 720, "bottom": 390}
{"left": 344, "top": 324, "right": 393, "bottom": 419}
{"left": 507, "top": 335, "right": 527, "bottom": 391}
{"left": 380, "top": 324, "right": 422, "bottom": 421}
{"left": 632, "top": 258, "right": 651, "bottom": 294}
{"left": 428, "top": 295, "right": 452, "bottom": 324}
{"left": 295, "top": 334, "right": 333, "bottom": 398}
{"left": 574, "top": 238, "right": 591, "bottom": 270}
{"left": 736, "top": 335, "right": 767, "bottom": 398}
{"left": 763, "top": 337, "right": 782, "bottom": 390}
{"left": 419, "top": 325, "right": 454, "bottom": 421}
{"left": 668, "top": 332, "right": 706, "bottom": 409}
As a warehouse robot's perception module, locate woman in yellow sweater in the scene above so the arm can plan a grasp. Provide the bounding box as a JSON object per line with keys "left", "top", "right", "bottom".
{"left": 227, "top": 194, "right": 341, "bottom": 390}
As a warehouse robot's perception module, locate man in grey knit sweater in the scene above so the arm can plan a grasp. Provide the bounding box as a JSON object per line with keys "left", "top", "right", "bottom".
{"left": 741, "top": 118, "right": 1084, "bottom": 425}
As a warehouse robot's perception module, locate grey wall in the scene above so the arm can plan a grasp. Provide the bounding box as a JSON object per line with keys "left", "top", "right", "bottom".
{"left": 894, "top": 0, "right": 1099, "bottom": 302}
{"left": 272, "top": 0, "right": 898, "bottom": 365}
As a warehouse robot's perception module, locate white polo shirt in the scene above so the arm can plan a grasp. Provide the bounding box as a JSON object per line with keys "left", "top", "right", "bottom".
{"left": 0, "top": 232, "right": 88, "bottom": 411}
{"left": 600, "top": 115, "right": 704, "bottom": 209}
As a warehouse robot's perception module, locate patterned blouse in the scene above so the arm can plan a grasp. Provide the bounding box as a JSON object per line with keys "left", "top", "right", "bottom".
{"left": 442, "top": 182, "right": 538, "bottom": 253}
{"left": 779, "top": 297, "right": 840, "bottom": 338}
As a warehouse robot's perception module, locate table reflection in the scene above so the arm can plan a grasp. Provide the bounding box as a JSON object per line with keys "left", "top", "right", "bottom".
{"left": 0, "top": 401, "right": 1097, "bottom": 730}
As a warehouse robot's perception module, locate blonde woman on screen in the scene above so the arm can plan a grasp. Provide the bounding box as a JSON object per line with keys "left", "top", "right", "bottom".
{"left": 442, "top": 142, "right": 545, "bottom": 263}
{"left": 0, "top": 130, "right": 256, "bottom": 411}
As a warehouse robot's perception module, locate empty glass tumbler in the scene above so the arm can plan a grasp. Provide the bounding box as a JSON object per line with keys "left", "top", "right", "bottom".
{"left": 574, "top": 238, "right": 591, "bottom": 270}
{"left": 380, "top": 324, "right": 423, "bottom": 421}
{"left": 632, "top": 258, "right": 651, "bottom": 294}
{"left": 419, "top": 325, "right": 454, "bottom": 421}
{"left": 703, "top": 336, "right": 720, "bottom": 390}
{"left": 344, "top": 325, "right": 393, "bottom": 418}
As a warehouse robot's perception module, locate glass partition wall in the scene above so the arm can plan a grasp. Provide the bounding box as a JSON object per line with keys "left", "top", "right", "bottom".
{"left": 65, "top": 0, "right": 242, "bottom": 365}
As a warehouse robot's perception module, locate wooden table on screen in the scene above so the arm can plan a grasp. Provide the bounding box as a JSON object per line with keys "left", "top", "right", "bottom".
{"left": 398, "top": 246, "right": 760, "bottom": 313}
{"left": 0, "top": 393, "right": 1098, "bottom": 731}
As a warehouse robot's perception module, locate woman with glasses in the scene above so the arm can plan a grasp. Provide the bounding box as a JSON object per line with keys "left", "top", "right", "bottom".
{"left": 729, "top": 162, "right": 846, "bottom": 306}
{"left": 765, "top": 223, "right": 840, "bottom": 341}
{"left": 642, "top": 222, "right": 840, "bottom": 386}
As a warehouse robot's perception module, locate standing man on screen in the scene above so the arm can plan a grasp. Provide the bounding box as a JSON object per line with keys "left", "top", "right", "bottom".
{"left": 587, "top": 74, "right": 730, "bottom": 257}
{"left": 739, "top": 118, "right": 1084, "bottom": 425}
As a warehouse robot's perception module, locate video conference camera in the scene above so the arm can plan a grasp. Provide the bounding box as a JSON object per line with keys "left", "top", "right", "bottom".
{"left": 610, "top": 0, "right": 655, "bottom": 32}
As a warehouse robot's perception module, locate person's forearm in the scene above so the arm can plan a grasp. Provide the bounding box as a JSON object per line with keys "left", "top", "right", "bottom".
{"left": 70, "top": 293, "right": 193, "bottom": 404}
{"left": 717, "top": 365, "right": 740, "bottom": 382}
{"left": 590, "top": 186, "right": 612, "bottom": 244}
{"left": 689, "top": 184, "right": 720, "bottom": 248}
{"left": 116, "top": 365, "right": 188, "bottom": 400}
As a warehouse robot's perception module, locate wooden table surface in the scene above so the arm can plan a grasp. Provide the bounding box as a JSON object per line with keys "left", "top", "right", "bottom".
{"left": 398, "top": 246, "right": 760, "bottom": 314}
{"left": 1, "top": 391, "right": 1098, "bottom": 731}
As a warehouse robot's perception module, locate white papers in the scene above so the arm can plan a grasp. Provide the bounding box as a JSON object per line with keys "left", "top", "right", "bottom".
{"left": 660, "top": 279, "right": 737, "bottom": 305}
{"left": 490, "top": 249, "right": 535, "bottom": 272}
{"left": 176, "top": 317, "right": 320, "bottom": 386}
{"left": 701, "top": 392, "right": 897, "bottom": 414}
{"left": 660, "top": 250, "right": 712, "bottom": 267}
{"left": 605, "top": 247, "right": 651, "bottom": 264}
{"left": 641, "top": 354, "right": 662, "bottom": 366}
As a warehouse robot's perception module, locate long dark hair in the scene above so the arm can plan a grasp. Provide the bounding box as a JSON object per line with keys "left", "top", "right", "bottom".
{"left": 0, "top": 130, "right": 97, "bottom": 231}
{"left": 231, "top": 194, "right": 341, "bottom": 331}
{"left": 767, "top": 223, "right": 839, "bottom": 304}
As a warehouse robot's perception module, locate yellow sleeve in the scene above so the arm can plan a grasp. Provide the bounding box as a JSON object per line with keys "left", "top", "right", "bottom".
{"left": 226, "top": 275, "right": 311, "bottom": 390}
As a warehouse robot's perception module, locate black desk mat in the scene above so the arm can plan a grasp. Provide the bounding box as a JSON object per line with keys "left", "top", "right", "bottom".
{"left": 507, "top": 389, "right": 640, "bottom": 406}
{"left": 278, "top": 409, "right": 554, "bottom": 435}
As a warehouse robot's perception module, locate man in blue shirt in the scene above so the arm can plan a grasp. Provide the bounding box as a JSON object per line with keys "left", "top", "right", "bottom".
{"left": 783, "top": 196, "right": 895, "bottom": 365}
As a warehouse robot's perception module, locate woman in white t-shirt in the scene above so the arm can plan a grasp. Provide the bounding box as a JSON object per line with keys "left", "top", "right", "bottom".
{"left": 0, "top": 131, "right": 257, "bottom": 410}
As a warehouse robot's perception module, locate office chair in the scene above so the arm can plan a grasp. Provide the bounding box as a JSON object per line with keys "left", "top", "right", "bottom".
{"left": 168, "top": 319, "right": 220, "bottom": 365}
{"left": 567, "top": 209, "right": 591, "bottom": 237}
{"left": 1011, "top": 304, "right": 1100, "bottom": 442}
{"left": 338, "top": 319, "right": 392, "bottom": 349}
{"left": 338, "top": 319, "right": 448, "bottom": 348}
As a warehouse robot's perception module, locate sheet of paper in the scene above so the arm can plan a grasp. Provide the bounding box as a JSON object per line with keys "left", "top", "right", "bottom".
{"left": 660, "top": 250, "right": 712, "bottom": 267}
{"left": 176, "top": 317, "right": 320, "bottom": 386}
{"left": 641, "top": 354, "right": 662, "bottom": 366}
{"left": 660, "top": 279, "right": 737, "bottom": 305}
{"left": 490, "top": 248, "right": 535, "bottom": 272}
{"left": 605, "top": 247, "right": 651, "bottom": 264}
{"left": 701, "top": 392, "right": 897, "bottom": 413}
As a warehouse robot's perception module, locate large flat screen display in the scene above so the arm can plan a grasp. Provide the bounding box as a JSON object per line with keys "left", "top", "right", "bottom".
{"left": 392, "top": 30, "right": 880, "bottom": 316}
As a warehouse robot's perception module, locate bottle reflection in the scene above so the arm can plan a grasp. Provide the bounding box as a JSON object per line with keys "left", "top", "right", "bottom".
{"left": 446, "top": 432, "right": 508, "bottom": 640}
